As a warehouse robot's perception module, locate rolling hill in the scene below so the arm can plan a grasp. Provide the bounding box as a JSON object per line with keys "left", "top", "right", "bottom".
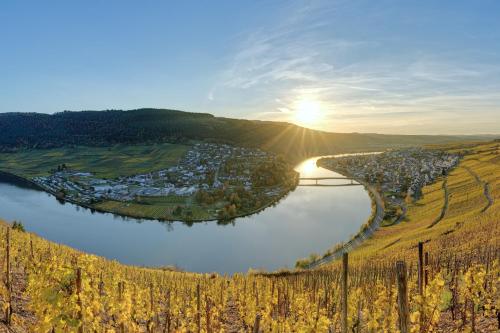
{"left": 0, "top": 109, "right": 494, "bottom": 161}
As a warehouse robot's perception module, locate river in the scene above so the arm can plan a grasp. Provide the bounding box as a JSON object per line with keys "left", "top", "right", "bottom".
{"left": 0, "top": 155, "right": 372, "bottom": 274}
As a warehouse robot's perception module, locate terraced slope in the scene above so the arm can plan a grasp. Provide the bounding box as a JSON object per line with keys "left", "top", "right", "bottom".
{"left": 332, "top": 142, "right": 499, "bottom": 267}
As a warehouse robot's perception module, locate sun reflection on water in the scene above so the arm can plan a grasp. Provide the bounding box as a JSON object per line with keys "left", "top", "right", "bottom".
{"left": 295, "top": 158, "right": 318, "bottom": 176}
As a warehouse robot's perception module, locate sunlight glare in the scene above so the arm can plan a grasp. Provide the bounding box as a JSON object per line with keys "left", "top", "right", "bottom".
{"left": 296, "top": 159, "right": 317, "bottom": 176}
{"left": 293, "top": 99, "right": 323, "bottom": 126}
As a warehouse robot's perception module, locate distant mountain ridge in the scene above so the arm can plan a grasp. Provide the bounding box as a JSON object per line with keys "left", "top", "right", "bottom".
{"left": 0, "top": 108, "right": 494, "bottom": 160}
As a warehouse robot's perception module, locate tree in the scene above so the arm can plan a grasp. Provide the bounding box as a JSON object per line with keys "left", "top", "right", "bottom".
{"left": 227, "top": 204, "right": 237, "bottom": 216}
{"left": 228, "top": 192, "right": 240, "bottom": 206}
{"left": 12, "top": 221, "right": 25, "bottom": 232}
{"left": 173, "top": 205, "right": 183, "bottom": 216}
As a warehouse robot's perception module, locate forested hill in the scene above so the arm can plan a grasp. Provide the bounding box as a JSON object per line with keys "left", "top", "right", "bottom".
{"left": 0, "top": 108, "right": 492, "bottom": 160}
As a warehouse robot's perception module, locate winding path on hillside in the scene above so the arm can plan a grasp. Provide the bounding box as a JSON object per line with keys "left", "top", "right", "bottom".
{"left": 462, "top": 166, "right": 494, "bottom": 212}
{"left": 428, "top": 179, "right": 449, "bottom": 229}
{"left": 482, "top": 183, "right": 493, "bottom": 212}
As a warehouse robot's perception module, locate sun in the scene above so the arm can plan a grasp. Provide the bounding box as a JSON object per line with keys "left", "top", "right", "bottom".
{"left": 293, "top": 99, "right": 323, "bottom": 126}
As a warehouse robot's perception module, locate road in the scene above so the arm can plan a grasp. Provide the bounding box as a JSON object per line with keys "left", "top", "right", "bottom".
{"left": 305, "top": 178, "right": 385, "bottom": 269}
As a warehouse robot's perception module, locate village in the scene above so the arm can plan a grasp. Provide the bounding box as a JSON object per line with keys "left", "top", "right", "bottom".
{"left": 320, "top": 148, "right": 460, "bottom": 198}
{"left": 31, "top": 143, "right": 280, "bottom": 206}
{"left": 318, "top": 148, "right": 460, "bottom": 222}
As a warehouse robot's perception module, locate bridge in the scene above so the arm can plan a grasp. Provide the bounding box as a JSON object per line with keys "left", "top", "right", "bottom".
{"left": 298, "top": 176, "right": 360, "bottom": 186}
{"left": 298, "top": 183, "right": 361, "bottom": 187}
{"left": 299, "top": 177, "right": 355, "bottom": 181}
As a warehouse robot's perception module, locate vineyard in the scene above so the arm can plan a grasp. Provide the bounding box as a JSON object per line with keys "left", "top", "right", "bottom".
{"left": 0, "top": 142, "right": 498, "bottom": 332}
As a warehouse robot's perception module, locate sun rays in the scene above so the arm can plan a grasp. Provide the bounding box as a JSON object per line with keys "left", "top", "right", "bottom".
{"left": 293, "top": 99, "right": 324, "bottom": 127}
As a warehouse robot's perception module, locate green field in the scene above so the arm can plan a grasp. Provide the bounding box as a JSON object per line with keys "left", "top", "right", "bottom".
{"left": 95, "top": 195, "right": 218, "bottom": 221}
{"left": 0, "top": 143, "right": 190, "bottom": 179}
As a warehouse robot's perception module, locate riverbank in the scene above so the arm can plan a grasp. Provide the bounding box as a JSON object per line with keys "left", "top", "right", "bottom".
{"left": 298, "top": 164, "right": 385, "bottom": 269}
{"left": 0, "top": 169, "right": 300, "bottom": 223}
{"left": 0, "top": 143, "right": 303, "bottom": 222}
{"left": 0, "top": 155, "right": 372, "bottom": 273}
{"left": 295, "top": 142, "right": 499, "bottom": 273}
{"left": 90, "top": 173, "right": 300, "bottom": 223}
{"left": 316, "top": 141, "right": 499, "bottom": 269}
{"left": 0, "top": 171, "right": 46, "bottom": 190}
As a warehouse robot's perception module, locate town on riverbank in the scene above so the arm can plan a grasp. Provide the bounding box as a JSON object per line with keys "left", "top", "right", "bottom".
{"left": 318, "top": 148, "right": 460, "bottom": 225}
{"left": 29, "top": 143, "right": 299, "bottom": 221}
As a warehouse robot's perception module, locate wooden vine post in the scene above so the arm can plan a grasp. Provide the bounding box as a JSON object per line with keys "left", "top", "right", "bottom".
{"left": 205, "top": 294, "right": 211, "bottom": 333}
{"left": 396, "top": 261, "right": 409, "bottom": 333}
{"left": 417, "top": 242, "right": 425, "bottom": 331}
{"left": 165, "top": 289, "right": 171, "bottom": 333}
{"left": 341, "top": 252, "right": 348, "bottom": 333}
{"left": 252, "top": 313, "right": 261, "bottom": 333}
{"left": 470, "top": 276, "right": 476, "bottom": 332}
{"left": 76, "top": 268, "right": 83, "bottom": 333}
{"left": 149, "top": 283, "right": 155, "bottom": 333}
{"left": 196, "top": 283, "right": 201, "bottom": 333}
{"left": 418, "top": 242, "right": 424, "bottom": 295}
{"left": 30, "top": 235, "right": 35, "bottom": 261}
{"left": 424, "top": 252, "right": 429, "bottom": 287}
{"left": 5, "top": 228, "right": 12, "bottom": 326}
{"left": 119, "top": 281, "right": 125, "bottom": 333}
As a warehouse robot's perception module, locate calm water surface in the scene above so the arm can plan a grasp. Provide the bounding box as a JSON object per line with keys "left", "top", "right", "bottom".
{"left": 0, "top": 156, "right": 371, "bottom": 274}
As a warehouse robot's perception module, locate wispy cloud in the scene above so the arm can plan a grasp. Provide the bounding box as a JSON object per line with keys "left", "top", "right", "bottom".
{"left": 206, "top": 0, "right": 500, "bottom": 134}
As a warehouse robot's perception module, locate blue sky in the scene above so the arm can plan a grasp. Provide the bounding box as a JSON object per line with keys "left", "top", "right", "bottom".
{"left": 1, "top": 1, "right": 499, "bottom": 134}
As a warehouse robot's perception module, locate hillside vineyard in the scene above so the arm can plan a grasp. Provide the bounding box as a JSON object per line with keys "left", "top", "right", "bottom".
{"left": 0, "top": 142, "right": 498, "bottom": 332}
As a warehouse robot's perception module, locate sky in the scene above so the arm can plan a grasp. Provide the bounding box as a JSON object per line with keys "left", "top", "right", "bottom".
{"left": 1, "top": 0, "right": 499, "bottom": 135}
